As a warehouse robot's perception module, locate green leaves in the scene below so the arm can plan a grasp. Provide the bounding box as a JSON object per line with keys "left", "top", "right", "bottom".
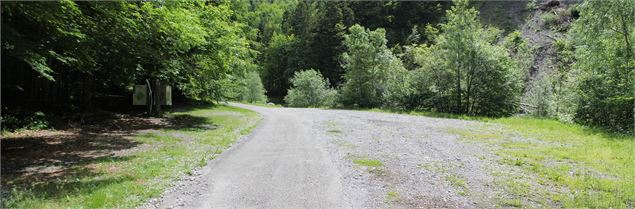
{"left": 341, "top": 24, "right": 401, "bottom": 108}
{"left": 405, "top": 0, "right": 521, "bottom": 117}
{"left": 240, "top": 71, "right": 267, "bottom": 104}
{"left": 284, "top": 69, "right": 337, "bottom": 107}
{"left": 24, "top": 52, "right": 55, "bottom": 81}
{"left": 2, "top": 1, "right": 256, "bottom": 103}
{"left": 2, "top": 1, "right": 87, "bottom": 80}
{"left": 570, "top": 0, "right": 635, "bottom": 133}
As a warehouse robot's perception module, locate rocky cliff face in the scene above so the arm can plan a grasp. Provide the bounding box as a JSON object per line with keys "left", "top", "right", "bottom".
{"left": 478, "top": 0, "right": 581, "bottom": 113}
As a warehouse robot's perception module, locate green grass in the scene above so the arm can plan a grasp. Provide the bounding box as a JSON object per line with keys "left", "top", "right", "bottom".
{"left": 325, "top": 120, "right": 343, "bottom": 135}
{"left": 447, "top": 117, "right": 634, "bottom": 208}
{"left": 355, "top": 108, "right": 633, "bottom": 207}
{"left": 351, "top": 157, "right": 384, "bottom": 167}
{"left": 2, "top": 105, "right": 261, "bottom": 209}
{"left": 235, "top": 101, "right": 282, "bottom": 108}
{"left": 446, "top": 174, "right": 469, "bottom": 196}
{"left": 501, "top": 198, "right": 524, "bottom": 207}
{"left": 386, "top": 190, "right": 401, "bottom": 202}
{"left": 360, "top": 107, "right": 489, "bottom": 121}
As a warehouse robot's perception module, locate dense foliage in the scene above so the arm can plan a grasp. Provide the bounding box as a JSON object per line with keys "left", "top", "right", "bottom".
{"left": 340, "top": 24, "right": 406, "bottom": 108}
{"left": 2, "top": 1, "right": 254, "bottom": 110}
{"left": 569, "top": 0, "right": 634, "bottom": 133}
{"left": 443, "top": 0, "right": 520, "bottom": 116}
{"left": 405, "top": 0, "right": 521, "bottom": 117}
{"left": 258, "top": 1, "right": 449, "bottom": 101}
{"left": 2, "top": 0, "right": 633, "bottom": 133}
{"left": 284, "top": 70, "right": 337, "bottom": 107}
{"left": 240, "top": 71, "right": 267, "bottom": 104}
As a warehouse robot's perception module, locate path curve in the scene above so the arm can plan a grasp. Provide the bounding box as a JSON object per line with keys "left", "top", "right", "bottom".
{"left": 146, "top": 103, "right": 552, "bottom": 209}
{"left": 152, "top": 103, "right": 352, "bottom": 209}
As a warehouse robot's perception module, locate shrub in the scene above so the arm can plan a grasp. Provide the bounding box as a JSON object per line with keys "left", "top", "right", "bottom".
{"left": 525, "top": 0, "right": 537, "bottom": 11}
{"left": 541, "top": 12, "right": 559, "bottom": 30}
{"left": 284, "top": 69, "right": 337, "bottom": 107}
{"left": 240, "top": 71, "right": 267, "bottom": 104}
{"left": 575, "top": 96, "right": 634, "bottom": 133}
{"left": 1, "top": 111, "right": 51, "bottom": 132}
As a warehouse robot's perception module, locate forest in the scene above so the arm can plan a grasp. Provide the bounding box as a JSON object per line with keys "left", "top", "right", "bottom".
{"left": 1, "top": 0, "right": 633, "bottom": 133}
{"left": 1, "top": 0, "right": 635, "bottom": 208}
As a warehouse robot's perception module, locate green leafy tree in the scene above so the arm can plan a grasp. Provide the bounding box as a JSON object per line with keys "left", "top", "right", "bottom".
{"left": 438, "top": 0, "right": 520, "bottom": 116}
{"left": 570, "top": 0, "right": 635, "bottom": 133}
{"left": 261, "top": 33, "right": 298, "bottom": 101}
{"left": 2, "top": 1, "right": 257, "bottom": 115}
{"left": 284, "top": 69, "right": 337, "bottom": 107}
{"left": 409, "top": 44, "right": 455, "bottom": 112}
{"left": 309, "top": 2, "right": 352, "bottom": 86}
{"left": 406, "top": 0, "right": 520, "bottom": 117}
{"left": 341, "top": 24, "right": 404, "bottom": 108}
{"left": 241, "top": 71, "right": 267, "bottom": 103}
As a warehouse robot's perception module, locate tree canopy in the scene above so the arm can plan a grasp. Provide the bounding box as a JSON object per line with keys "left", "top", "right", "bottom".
{"left": 2, "top": 0, "right": 632, "bottom": 133}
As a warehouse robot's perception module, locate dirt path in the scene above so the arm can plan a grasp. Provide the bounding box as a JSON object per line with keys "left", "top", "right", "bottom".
{"left": 145, "top": 103, "right": 547, "bottom": 209}
{"left": 147, "top": 103, "right": 354, "bottom": 208}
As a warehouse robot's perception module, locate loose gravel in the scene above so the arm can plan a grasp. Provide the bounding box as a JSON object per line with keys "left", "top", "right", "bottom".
{"left": 143, "top": 105, "right": 557, "bottom": 209}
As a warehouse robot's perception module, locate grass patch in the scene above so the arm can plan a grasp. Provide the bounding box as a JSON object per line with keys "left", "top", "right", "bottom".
{"left": 2, "top": 105, "right": 261, "bottom": 208}
{"left": 333, "top": 140, "right": 355, "bottom": 148}
{"left": 325, "top": 120, "right": 343, "bottom": 136}
{"left": 386, "top": 190, "right": 401, "bottom": 202}
{"left": 446, "top": 174, "right": 469, "bottom": 196}
{"left": 235, "top": 101, "right": 282, "bottom": 108}
{"left": 501, "top": 198, "right": 524, "bottom": 207}
{"left": 351, "top": 157, "right": 384, "bottom": 167}
{"left": 355, "top": 108, "right": 633, "bottom": 207}
{"left": 446, "top": 117, "right": 634, "bottom": 208}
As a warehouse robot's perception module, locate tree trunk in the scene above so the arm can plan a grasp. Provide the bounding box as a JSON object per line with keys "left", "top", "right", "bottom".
{"left": 456, "top": 59, "right": 462, "bottom": 114}
{"left": 81, "top": 76, "right": 94, "bottom": 111}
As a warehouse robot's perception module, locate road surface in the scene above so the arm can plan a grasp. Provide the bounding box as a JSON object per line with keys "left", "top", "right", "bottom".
{"left": 144, "top": 103, "right": 551, "bottom": 209}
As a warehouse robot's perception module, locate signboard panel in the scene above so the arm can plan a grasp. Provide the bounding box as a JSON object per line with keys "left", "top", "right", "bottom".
{"left": 133, "top": 85, "right": 147, "bottom": 105}
{"left": 165, "top": 86, "right": 172, "bottom": 105}
{"left": 132, "top": 84, "right": 171, "bottom": 106}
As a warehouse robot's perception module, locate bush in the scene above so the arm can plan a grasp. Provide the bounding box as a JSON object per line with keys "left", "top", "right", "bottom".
{"left": 240, "top": 71, "right": 267, "bottom": 104}
{"left": 524, "top": 72, "right": 554, "bottom": 117}
{"left": 541, "top": 12, "right": 560, "bottom": 30}
{"left": 575, "top": 96, "right": 634, "bottom": 134}
{"left": 284, "top": 69, "right": 337, "bottom": 107}
{"left": 382, "top": 64, "right": 414, "bottom": 110}
{"left": 1, "top": 111, "right": 51, "bottom": 132}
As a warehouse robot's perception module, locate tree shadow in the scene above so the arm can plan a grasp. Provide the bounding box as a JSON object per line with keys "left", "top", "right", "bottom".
{"left": 1, "top": 131, "right": 138, "bottom": 207}
{"left": 580, "top": 126, "right": 634, "bottom": 141}
{"left": 2, "top": 134, "right": 137, "bottom": 176}
{"left": 0, "top": 107, "right": 216, "bottom": 206}
{"left": 164, "top": 114, "right": 217, "bottom": 131}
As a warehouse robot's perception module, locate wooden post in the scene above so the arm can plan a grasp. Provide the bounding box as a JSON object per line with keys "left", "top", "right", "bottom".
{"left": 154, "top": 79, "right": 162, "bottom": 116}
{"left": 146, "top": 79, "right": 153, "bottom": 116}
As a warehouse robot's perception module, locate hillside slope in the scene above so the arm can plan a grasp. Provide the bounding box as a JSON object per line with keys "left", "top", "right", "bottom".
{"left": 478, "top": 0, "right": 580, "bottom": 114}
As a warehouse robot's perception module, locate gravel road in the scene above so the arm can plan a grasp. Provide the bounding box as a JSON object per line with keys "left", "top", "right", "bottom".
{"left": 143, "top": 103, "right": 543, "bottom": 209}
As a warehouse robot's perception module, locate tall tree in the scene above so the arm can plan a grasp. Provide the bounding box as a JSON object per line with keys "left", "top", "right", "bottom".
{"left": 309, "top": 2, "right": 352, "bottom": 86}
{"left": 406, "top": 0, "right": 520, "bottom": 117}
{"left": 571, "top": 0, "right": 635, "bottom": 133}
{"left": 2, "top": 1, "right": 256, "bottom": 114}
{"left": 340, "top": 24, "right": 405, "bottom": 108}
